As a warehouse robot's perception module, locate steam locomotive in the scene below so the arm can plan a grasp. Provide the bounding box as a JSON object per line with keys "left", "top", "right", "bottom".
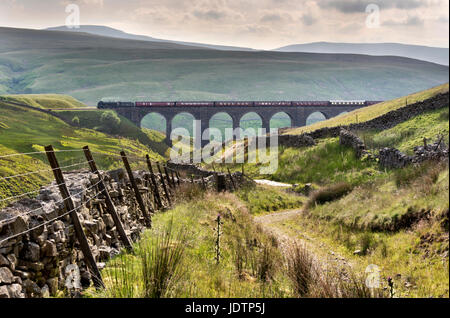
{"left": 97, "top": 100, "right": 381, "bottom": 109}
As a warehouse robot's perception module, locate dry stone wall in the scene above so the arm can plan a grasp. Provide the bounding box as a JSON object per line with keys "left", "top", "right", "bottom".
{"left": 339, "top": 129, "right": 367, "bottom": 158}
{"left": 0, "top": 164, "right": 250, "bottom": 298}
{"left": 0, "top": 169, "right": 170, "bottom": 298}
{"left": 338, "top": 129, "right": 449, "bottom": 169}
{"left": 167, "top": 162, "right": 253, "bottom": 191}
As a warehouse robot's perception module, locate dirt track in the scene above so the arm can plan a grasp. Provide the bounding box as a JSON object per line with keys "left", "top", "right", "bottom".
{"left": 254, "top": 208, "right": 353, "bottom": 277}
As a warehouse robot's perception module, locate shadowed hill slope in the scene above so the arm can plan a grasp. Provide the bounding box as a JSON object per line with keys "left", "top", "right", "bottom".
{"left": 0, "top": 27, "right": 448, "bottom": 105}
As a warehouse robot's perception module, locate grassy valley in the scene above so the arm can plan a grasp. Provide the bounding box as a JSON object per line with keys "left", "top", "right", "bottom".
{"left": 0, "top": 27, "right": 448, "bottom": 298}
{"left": 0, "top": 27, "right": 448, "bottom": 105}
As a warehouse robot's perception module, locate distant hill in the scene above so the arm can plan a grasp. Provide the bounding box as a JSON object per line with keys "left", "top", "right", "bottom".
{"left": 275, "top": 42, "right": 449, "bottom": 66}
{"left": 0, "top": 94, "right": 87, "bottom": 109}
{"left": 0, "top": 27, "right": 448, "bottom": 106}
{"left": 46, "top": 25, "right": 255, "bottom": 51}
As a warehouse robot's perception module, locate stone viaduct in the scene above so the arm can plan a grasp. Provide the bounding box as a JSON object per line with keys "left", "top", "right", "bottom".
{"left": 112, "top": 102, "right": 376, "bottom": 146}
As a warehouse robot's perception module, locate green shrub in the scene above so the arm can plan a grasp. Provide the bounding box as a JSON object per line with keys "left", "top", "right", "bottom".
{"left": 100, "top": 110, "right": 121, "bottom": 134}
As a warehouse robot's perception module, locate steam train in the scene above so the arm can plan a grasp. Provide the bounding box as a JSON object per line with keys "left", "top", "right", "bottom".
{"left": 97, "top": 100, "right": 381, "bottom": 109}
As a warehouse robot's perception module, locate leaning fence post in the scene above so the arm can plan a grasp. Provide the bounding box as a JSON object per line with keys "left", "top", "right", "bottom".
{"left": 227, "top": 168, "right": 236, "bottom": 191}
{"left": 214, "top": 214, "right": 222, "bottom": 264}
{"left": 120, "top": 151, "right": 152, "bottom": 227}
{"left": 156, "top": 162, "right": 172, "bottom": 206}
{"left": 83, "top": 146, "right": 133, "bottom": 250}
{"left": 45, "top": 145, "right": 104, "bottom": 289}
{"left": 201, "top": 176, "right": 207, "bottom": 190}
{"left": 163, "top": 165, "right": 174, "bottom": 189}
{"left": 175, "top": 171, "right": 181, "bottom": 186}
{"left": 170, "top": 169, "right": 176, "bottom": 188}
{"left": 145, "top": 155, "right": 163, "bottom": 209}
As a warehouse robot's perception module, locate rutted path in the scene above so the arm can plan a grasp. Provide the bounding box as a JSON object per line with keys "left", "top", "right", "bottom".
{"left": 254, "top": 208, "right": 354, "bottom": 279}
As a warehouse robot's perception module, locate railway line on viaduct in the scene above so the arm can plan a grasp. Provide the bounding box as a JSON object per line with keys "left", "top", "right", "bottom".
{"left": 101, "top": 100, "right": 381, "bottom": 146}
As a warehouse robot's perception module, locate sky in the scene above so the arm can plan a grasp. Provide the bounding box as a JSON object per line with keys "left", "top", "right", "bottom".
{"left": 0, "top": 0, "right": 448, "bottom": 50}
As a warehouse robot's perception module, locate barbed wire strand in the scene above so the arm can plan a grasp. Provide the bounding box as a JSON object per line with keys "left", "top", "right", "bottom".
{"left": 0, "top": 183, "right": 66, "bottom": 202}
{"left": 0, "top": 179, "right": 103, "bottom": 226}
{"left": 0, "top": 190, "right": 102, "bottom": 247}
{"left": 0, "top": 149, "right": 85, "bottom": 160}
{"left": 0, "top": 160, "right": 93, "bottom": 181}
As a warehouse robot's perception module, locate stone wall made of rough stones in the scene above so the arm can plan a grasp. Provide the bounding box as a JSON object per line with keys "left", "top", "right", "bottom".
{"left": 168, "top": 162, "right": 254, "bottom": 191}
{"left": 339, "top": 129, "right": 367, "bottom": 158}
{"left": 167, "top": 162, "right": 214, "bottom": 178}
{"left": 379, "top": 138, "right": 449, "bottom": 169}
{"left": 0, "top": 169, "right": 170, "bottom": 298}
{"left": 278, "top": 134, "right": 316, "bottom": 148}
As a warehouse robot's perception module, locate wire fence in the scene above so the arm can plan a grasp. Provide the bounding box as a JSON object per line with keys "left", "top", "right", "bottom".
{"left": 0, "top": 189, "right": 103, "bottom": 246}
{"left": 0, "top": 147, "right": 181, "bottom": 248}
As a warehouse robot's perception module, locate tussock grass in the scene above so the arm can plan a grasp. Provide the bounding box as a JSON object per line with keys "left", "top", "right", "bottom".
{"left": 140, "top": 220, "right": 188, "bottom": 298}
{"left": 99, "top": 220, "right": 188, "bottom": 298}
{"left": 285, "top": 243, "right": 315, "bottom": 297}
{"left": 306, "top": 182, "right": 353, "bottom": 208}
{"left": 285, "top": 242, "right": 387, "bottom": 298}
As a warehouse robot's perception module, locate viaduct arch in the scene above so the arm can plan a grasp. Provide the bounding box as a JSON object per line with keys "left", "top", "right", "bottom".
{"left": 113, "top": 103, "right": 369, "bottom": 147}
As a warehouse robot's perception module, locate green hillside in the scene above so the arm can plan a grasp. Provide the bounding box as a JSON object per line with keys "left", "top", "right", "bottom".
{"left": 54, "top": 109, "right": 169, "bottom": 156}
{"left": 0, "top": 98, "right": 164, "bottom": 206}
{"left": 288, "top": 83, "right": 449, "bottom": 135}
{"left": 0, "top": 27, "right": 448, "bottom": 105}
{"left": 1, "top": 94, "right": 87, "bottom": 109}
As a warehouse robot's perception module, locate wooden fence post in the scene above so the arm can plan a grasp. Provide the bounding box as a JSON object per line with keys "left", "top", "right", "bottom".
{"left": 120, "top": 151, "right": 152, "bottom": 227}
{"left": 145, "top": 155, "right": 163, "bottom": 209}
{"left": 175, "top": 171, "right": 181, "bottom": 186}
{"left": 227, "top": 167, "right": 236, "bottom": 191}
{"left": 216, "top": 174, "right": 227, "bottom": 192}
{"left": 163, "top": 165, "right": 174, "bottom": 189}
{"left": 156, "top": 162, "right": 172, "bottom": 206}
{"left": 170, "top": 169, "right": 176, "bottom": 188}
{"left": 83, "top": 146, "right": 133, "bottom": 250}
{"left": 201, "top": 176, "right": 207, "bottom": 190}
{"left": 45, "top": 145, "right": 104, "bottom": 289}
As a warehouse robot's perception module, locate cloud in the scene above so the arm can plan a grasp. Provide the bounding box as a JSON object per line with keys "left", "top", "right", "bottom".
{"left": 260, "top": 13, "right": 283, "bottom": 23}
{"left": 192, "top": 9, "right": 227, "bottom": 20}
{"left": 319, "top": 0, "right": 427, "bottom": 14}
{"left": 300, "top": 14, "right": 317, "bottom": 26}
{"left": 0, "top": 0, "right": 448, "bottom": 49}
{"left": 383, "top": 15, "right": 424, "bottom": 26}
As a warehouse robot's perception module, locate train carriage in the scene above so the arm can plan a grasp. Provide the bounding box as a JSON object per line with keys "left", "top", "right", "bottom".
{"left": 98, "top": 100, "right": 382, "bottom": 109}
